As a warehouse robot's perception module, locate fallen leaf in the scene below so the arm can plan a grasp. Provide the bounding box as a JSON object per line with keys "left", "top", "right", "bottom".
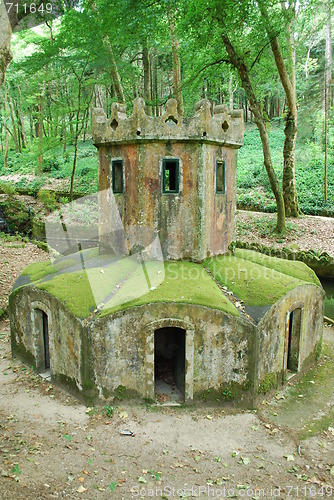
{"left": 77, "top": 486, "right": 87, "bottom": 493}
{"left": 109, "top": 482, "right": 117, "bottom": 492}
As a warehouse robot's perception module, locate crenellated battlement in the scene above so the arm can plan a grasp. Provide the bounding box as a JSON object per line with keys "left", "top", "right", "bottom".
{"left": 92, "top": 97, "right": 244, "bottom": 147}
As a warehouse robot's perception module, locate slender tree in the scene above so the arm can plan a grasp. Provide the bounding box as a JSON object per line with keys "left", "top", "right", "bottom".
{"left": 259, "top": 0, "right": 300, "bottom": 217}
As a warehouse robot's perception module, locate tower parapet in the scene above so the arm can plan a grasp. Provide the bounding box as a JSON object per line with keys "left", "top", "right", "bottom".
{"left": 93, "top": 98, "right": 244, "bottom": 261}
{"left": 92, "top": 97, "right": 244, "bottom": 148}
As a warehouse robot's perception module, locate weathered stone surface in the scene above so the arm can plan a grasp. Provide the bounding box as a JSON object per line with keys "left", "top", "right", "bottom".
{"left": 9, "top": 279, "right": 324, "bottom": 405}
{"left": 92, "top": 98, "right": 244, "bottom": 147}
{"left": 8, "top": 100, "right": 325, "bottom": 407}
{"left": 93, "top": 98, "right": 244, "bottom": 261}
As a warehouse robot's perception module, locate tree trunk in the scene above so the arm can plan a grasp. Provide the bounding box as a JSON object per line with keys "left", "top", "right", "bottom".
{"left": 0, "top": 2, "right": 13, "bottom": 88}
{"left": 37, "top": 94, "right": 44, "bottom": 174}
{"left": 221, "top": 31, "right": 286, "bottom": 233}
{"left": 151, "top": 49, "right": 159, "bottom": 116}
{"left": 259, "top": 2, "right": 299, "bottom": 217}
{"left": 167, "top": 7, "right": 184, "bottom": 115}
{"left": 4, "top": 127, "right": 9, "bottom": 170}
{"left": 103, "top": 37, "right": 125, "bottom": 104}
{"left": 142, "top": 40, "right": 152, "bottom": 115}
{"left": 228, "top": 71, "right": 234, "bottom": 110}
{"left": 7, "top": 91, "right": 19, "bottom": 153}
{"left": 325, "top": 0, "right": 332, "bottom": 111}
{"left": 16, "top": 85, "right": 27, "bottom": 149}
{"left": 324, "top": 0, "right": 332, "bottom": 202}
{"left": 2, "top": 87, "right": 9, "bottom": 169}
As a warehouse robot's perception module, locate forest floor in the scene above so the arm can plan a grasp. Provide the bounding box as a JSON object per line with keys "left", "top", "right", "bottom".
{"left": 0, "top": 211, "right": 334, "bottom": 498}
{"left": 0, "top": 319, "right": 333, "bottom": 499}
{"left": 236, "top": 211, "right": 334, "bottom": 255}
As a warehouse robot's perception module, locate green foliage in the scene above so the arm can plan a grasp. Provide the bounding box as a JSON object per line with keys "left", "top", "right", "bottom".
{"left": 15, "top": 176, "right": 45, "bottom": 196}
{"left": 0, "top": 196, "right": 33, "bottom": 234}
{"left": 37, "top": 189, "right": 58, "bottom": 211}
{"left": 104, "top": 405, "right": 114, "bottom": 417}
{"left": 238, "top": 126, "right": 334, "bottom": 216}
{"left": 0, "top": 232, "right": 28, "bottom": 243}
{"left": 258, "top": 373, "right": 277, "bottom": 394}
{"left": 0, "top": 181, "right": 17, "bottom": 196}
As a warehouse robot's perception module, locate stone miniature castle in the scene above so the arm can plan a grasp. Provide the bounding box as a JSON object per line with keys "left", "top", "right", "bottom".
{"left": 9, "top": 99, "right": 324, "bottom": 406}
{"left": 93, "top": 97, "right": 243, "bottom": 260}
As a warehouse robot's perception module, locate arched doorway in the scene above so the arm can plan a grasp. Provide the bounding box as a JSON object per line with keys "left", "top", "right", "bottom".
{"left": 34, "top": 308, "right": 50, "bottom": 370}
{"left": 286, "top": 307, "right": 302, "bottom": 373}
{"left": 154, "top": 327, "right": 186, "bottom": 401}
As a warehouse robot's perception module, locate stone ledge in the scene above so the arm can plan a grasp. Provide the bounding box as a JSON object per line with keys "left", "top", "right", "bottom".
{"left": 92, "top": 97, "right": 244, "bottom": 147}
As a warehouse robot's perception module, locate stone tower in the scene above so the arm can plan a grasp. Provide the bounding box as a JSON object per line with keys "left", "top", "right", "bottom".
{"left": 92, "top": 97, "right": 244, "bottom": 261}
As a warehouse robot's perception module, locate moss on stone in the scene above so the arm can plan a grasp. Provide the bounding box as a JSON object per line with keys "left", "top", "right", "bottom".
{"left": 37, "top": 271, "right": 95, "bottom": 318}
{"left": 204, "top": 253, "right": 315, "bottom": 307}
{"left": 21, "top": 260, "right": 56, "bottom": 281}
{"left": 98, "top": 261, "right": 239, "bottom": 317}
{"left": 16, "top": 248, "right": 319, "bottom": 319}
{"left": 235, "top": 248, "right": 321, "bottom": 286}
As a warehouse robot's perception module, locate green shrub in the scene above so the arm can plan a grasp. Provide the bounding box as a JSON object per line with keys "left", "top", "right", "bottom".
{"left": 0, "top": 181, "right": 17, "bottom": 196}
{"left": 37, "top": 189, "right": 58, "bottom": 211}
{"left": 0, "top": 197, "right": 33, "bottom": 234}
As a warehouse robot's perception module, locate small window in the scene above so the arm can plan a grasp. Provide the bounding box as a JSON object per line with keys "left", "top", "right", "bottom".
{"left": 112, "top": 160, "right": 123, "bottom": 193}
{"left": 216, "top": 160, "right": 225, "bottom": 194}
{"left": 163, "top": 159, "right": 179, "bottom": 193}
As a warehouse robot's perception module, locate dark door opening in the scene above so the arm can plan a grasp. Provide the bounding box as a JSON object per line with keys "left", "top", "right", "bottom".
{"left": 42, "top": 311, "right": 50, "bottom": 370}
{"left": 154, "top": 327, "right": 185, "bottom": 400}
{"left": 287, "top": 308, "right": 302, "bottom": 372}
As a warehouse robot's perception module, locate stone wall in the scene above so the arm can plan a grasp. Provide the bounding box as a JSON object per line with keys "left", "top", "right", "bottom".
{"left": 93, "top": 98, "right": 244, "bottom": 262}
{"left": 255, "top": 284, "right": 324, "bottom": 390}
{"left": 10, "top": 287, "right": 85, "bottom": 392}
{"left": 9, "top": 282, "right": 323, "bottom": 406}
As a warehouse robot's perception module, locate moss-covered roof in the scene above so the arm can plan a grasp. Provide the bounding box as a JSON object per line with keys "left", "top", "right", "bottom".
{"left": 15, "top": 253, "right": 239, "bottom": 319}
{"left": 204, "top": 249, "right": 321, "bottom": 307}
{"left": 13, "top": 247, "right": 321, "bottom": 319}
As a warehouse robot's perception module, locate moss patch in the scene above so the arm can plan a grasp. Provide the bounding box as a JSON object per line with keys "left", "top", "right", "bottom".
{"left": 264, "top": 343, "right": 334, "bottom": 439}
{"left": 21, "top": 260, "right": 56, "bottom": 282}
{"left": 235, "top": 248, "right": 321, "bottom": 286}
{"left": 18, "top": 248, "right": 317, "bottom": 318}
{"left": 98, "top": 261, "right": 239, "bottom": 317}
{"left": 19, "top": 258, "right": 238, "bottom": 319}
{"left": 37, "top": 270, "right": 96, "bottom": 318}
{"left": 204, "top": 254, "right": 313, "bottom": 307}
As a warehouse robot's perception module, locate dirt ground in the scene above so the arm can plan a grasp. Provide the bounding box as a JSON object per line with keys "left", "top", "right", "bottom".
{"left": 0, "top": 318, "right": 333, "bottom": 499}
{"left": 236, "top": 211, "right": 334, "bottom": 255}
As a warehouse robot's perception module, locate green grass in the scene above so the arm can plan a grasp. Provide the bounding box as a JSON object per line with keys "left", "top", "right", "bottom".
{"left": 204, "top": 251, "right": 316, "bottom": 306}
